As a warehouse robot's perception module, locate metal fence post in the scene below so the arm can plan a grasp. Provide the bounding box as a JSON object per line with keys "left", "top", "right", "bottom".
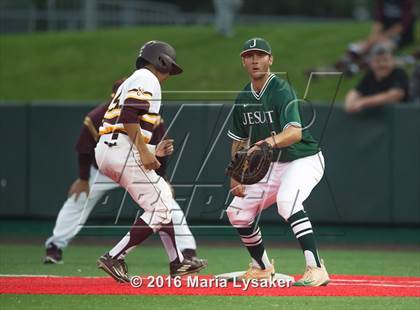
{"left": 84, "top": 0, "right": 97, "bottom": 30}
{"left": 47, "top": 0, "right": 56, "bottom": 32}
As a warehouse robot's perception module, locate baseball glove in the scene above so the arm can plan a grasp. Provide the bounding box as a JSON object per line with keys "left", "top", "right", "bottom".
{"left": 226, "top": 141, "right": 273, "bottom": 185}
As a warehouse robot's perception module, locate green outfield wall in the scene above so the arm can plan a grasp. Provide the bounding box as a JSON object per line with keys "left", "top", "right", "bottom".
{"left": 0, "top": 102, "right": 419, "bottom": 225}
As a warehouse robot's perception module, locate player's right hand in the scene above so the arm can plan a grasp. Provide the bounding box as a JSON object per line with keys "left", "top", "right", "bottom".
{"left": 68, "top": 178, "right": 90, "bottom": 201}
{"left": 156, "top": 139, "right": 174, "bottom": 157}
{"left": 141, "top": 151, "right": 161, "bottom": 170}
{"left": 230, "top": 178, "right": 246, "bottom": 197}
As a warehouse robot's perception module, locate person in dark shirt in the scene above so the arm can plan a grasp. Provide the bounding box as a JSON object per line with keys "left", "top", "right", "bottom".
{"left": 349, "top": 0, "right": 415, "bottom": 57}
{"left": 345, "top": 44, "right": 409, "bottom": 113}
{"left": 44, "top": 80, "right": 204, "bottom": 265}
{"left": 307, "top": 0, "right": 416, "bottom": 77}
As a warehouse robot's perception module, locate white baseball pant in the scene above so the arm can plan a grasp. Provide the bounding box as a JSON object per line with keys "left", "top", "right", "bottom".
{"left": 227, "top": 152, "right": 325, "bottom": 226}
{"left": 45, "top": 168, "right": 196, "bottom": 250}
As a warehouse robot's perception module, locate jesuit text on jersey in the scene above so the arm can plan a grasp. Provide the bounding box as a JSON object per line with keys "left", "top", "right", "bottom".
{"left": 242, "top": 110, "right": 274, "bottom": 125}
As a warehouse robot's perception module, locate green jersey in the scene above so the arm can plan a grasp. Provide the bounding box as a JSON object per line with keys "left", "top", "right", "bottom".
{"left": 228, "top": 73, "right": 320, "bottom": 162}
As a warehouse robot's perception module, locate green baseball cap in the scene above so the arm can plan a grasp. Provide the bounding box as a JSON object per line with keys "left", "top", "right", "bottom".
{"left": 240, "top": 37, "right": 272, "bottom": 57}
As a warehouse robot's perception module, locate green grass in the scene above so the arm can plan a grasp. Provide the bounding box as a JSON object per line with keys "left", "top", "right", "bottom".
{"left": 1, "top": 295, "right": 419, "bottom": 310}
{"left": 0, "top": 243, "right": 419, "bottom": 309}
{"left": 1, "top": 243, "right": 419, "bottom": 277}
{"left": 0, "top": 22, "right": 417, "bottom": 102}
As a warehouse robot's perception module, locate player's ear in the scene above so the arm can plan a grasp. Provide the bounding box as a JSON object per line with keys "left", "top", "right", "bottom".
{"left": 269, "top": 55, "right": 273, "bottom": 66}
{"left": 241, "top": 57, "right": 246, "bottom": 67}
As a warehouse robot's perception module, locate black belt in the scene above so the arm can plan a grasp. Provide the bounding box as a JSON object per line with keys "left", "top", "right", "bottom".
{"left": 104, "top": 131, "right": 128, "bottom": 147}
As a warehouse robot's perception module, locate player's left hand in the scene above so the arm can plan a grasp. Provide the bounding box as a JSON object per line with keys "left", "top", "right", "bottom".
{"left": 247, "top": 140, "right": 268, "bottom": 156}
{"left": 246, "top": 145, "right": 259, "bottom": 156}
{"left": 156, "top": 139, "right": 174, "bottom": 157}
{"left": 68, "top": 178, "right": 89, "bottom": 201}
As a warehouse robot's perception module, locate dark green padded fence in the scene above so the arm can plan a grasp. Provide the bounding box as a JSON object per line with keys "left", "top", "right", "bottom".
{"left": 0, "top": 102, "right": 419, "bottom": 225}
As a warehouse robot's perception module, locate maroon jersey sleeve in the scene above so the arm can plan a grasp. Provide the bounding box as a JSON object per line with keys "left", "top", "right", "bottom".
{"left": 118, "top": 89, "right": 152, "bottom": 123}
{"left": 75, "top": 103, "right": 108, "bottom": 180}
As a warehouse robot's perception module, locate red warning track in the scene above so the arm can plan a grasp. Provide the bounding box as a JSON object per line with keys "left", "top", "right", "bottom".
{"left": 1, "top": 275, "right": 419, "bottom": 297}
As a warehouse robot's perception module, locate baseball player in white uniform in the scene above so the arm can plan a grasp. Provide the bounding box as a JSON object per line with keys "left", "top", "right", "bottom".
{"left": 44, "top": 80, "right": 202, "bottom": 265}
{"left": 94, "top": 41, "right": 207, "bottom": 282}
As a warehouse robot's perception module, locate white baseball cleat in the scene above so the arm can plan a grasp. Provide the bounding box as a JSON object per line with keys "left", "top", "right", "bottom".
{"left": 293, "top": 259, "right": 330, "bottom": 287}
{"left": 239, "top": 260, "right": 275, "bottom": 280}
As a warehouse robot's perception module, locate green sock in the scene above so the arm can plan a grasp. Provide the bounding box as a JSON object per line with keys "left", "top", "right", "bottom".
{"left": 289, "top": 210, "right": 321, "bottom": 268}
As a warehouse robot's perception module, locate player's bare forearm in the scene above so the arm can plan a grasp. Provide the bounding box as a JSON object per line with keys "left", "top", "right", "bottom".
{"left": 124, "top": 123, "right": 160, "bottom": 169}
{"left": 123, "top": 123, "right": 148, "bottom": 152}
{"left": 360, "top": 89, "right": 405, "bottom": 108}
{"left": 370, "top": 22, "right": 383, "bottom": 37}
{"left": 345, "top": 90, "right": 361, "bottom": 108}
{"left": 231, "top": 140, "right": 248, "bottom": 158}
{"left": 264, "top": 126, "right": 302, "bottom": 148}
{"left": 383, "top": 23, "right": 403, "bottom": 38}
{"left": 230, "top": 140, "right": 248, "bottom": 196}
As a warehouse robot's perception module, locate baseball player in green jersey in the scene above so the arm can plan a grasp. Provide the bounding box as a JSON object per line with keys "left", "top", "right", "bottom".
{"left": 226, "top": 38, "right": 330, "bottom": 286}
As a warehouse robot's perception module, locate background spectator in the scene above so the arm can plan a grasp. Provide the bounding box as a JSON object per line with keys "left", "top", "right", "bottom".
{"left": 345, "top": 44, "right": 409, "bottom": 113}
{"left": 213, "top": 0, "right": 243, "bottom": 37}
{"left": 349, "top": 0, "right": 415, "bottom": 56}
{"left": 306, "top": 0, "right": 416, "bottom": 76}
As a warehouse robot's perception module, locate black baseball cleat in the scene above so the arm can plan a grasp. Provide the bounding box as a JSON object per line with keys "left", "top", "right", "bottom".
{"left": 181, "top": 249, "right": 197, "bottom": 259}
{"left": 170, "top": 257, "right": 208, "bottom": 277}
{"left": 44, "top": 243, "right": 63, "bottom": 264}
{"left": 118, "top": 259, "right": 128, "bottom": 275}
{"left": 182, "top": 249, "right": 208, "bottom": 267}
{"left": 97, "top": 253, "right": 130, "bottom": 283}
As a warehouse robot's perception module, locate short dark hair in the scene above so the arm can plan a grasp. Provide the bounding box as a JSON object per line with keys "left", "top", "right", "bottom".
{"left": 135, "top": 57, "right": 150, "bottom": 69}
